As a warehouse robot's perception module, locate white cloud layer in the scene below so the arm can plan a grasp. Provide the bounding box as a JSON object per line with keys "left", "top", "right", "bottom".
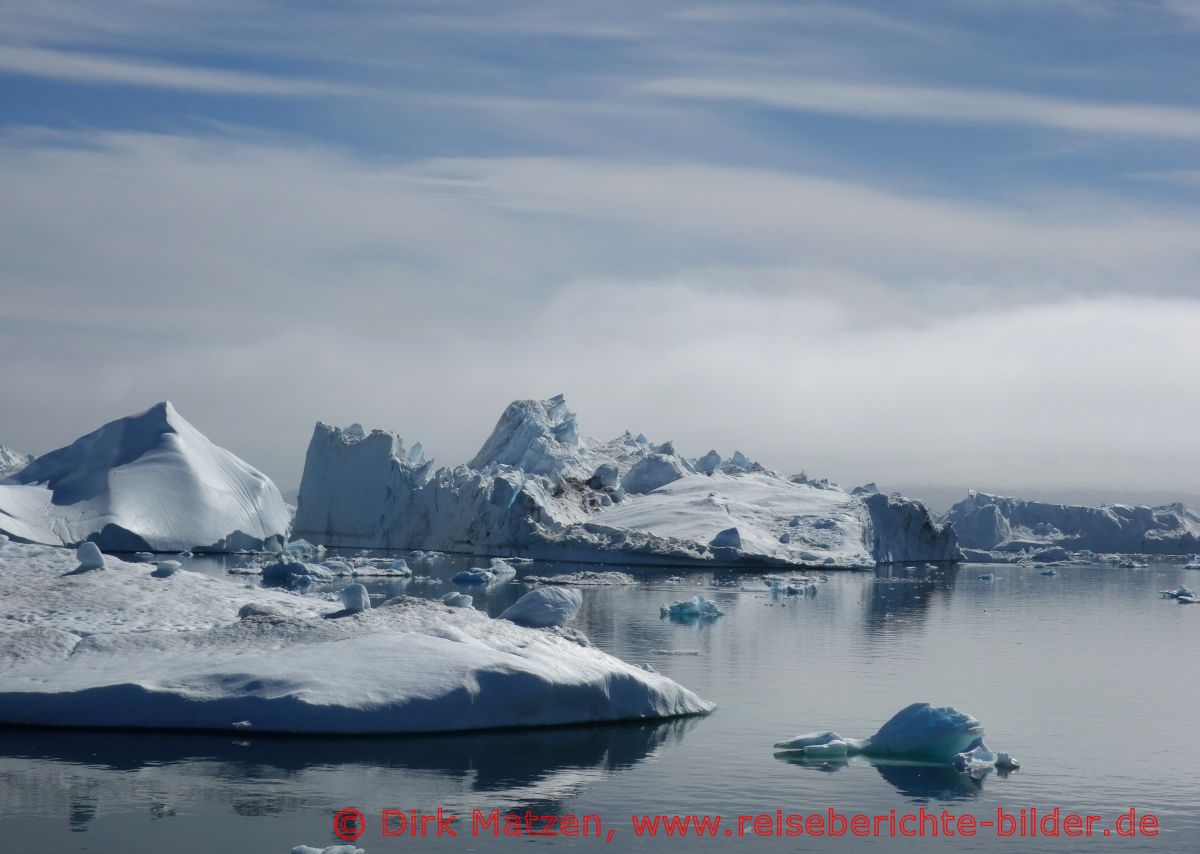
{"left": 2, "top": 130, "right": 1197, "bottom": 494}
{"left": 641, "top": 76, "right": 1200, "bottom": 140}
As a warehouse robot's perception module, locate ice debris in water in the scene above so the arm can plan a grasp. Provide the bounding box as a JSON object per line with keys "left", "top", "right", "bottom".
{"left": 951, "top": 739, "right": 1020, "bottom": 776}
{"left": 388, "top": 558, "right": 412, "bottom": 576}
{"left": 764, "top": 575, "right": 820, "bottom": 596}
{"left": 453, "top": 558, "right": 517, "bottom": 586}
{"left": 76, "top": 542, "right": 105, "bottom": 571}
{"left": 660, "top": 596, "right": 724, "bottom": 620}
{"left": 285, "top": 539, "right": 320, "bottom": 556}
{"left": 500, "top": 586, "right": 582, "bottom": 628}
{"left": 151, "top": 560, "right": 181, "bottom": 578}
{"left": 774, "top": 703, "right": 1017, "bottom": 771}
{"left": 261, "top": 554, "right": 334, "bottom": 585}
{"left": 1161, "top": 585, "right": 1196, "bottom": 600}
{"left": 524, "top": 571, "right": 636, "bottom": 586}
{"left": 291, "top": 845, "right": 364, "bottom": 854}
{"left": 442, "top": 591, "right": 473, "bottom": 608}
{"left": 340, "top": 583, "right": 371, "bottom": 613}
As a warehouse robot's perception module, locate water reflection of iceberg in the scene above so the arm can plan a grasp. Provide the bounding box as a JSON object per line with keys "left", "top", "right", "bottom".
{"left": 0, "top": 718, "right": 698, "bottom": 830}
{"left": 773, "top": 753, "right": 990, "bottom": 801}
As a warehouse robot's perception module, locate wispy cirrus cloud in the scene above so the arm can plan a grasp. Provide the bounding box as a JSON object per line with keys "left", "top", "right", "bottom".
{"left": 0, "top": 45, "right": 356, "bottom": 96}
{"left": 641, "top": 76, "right": 1200, "bottom": 140}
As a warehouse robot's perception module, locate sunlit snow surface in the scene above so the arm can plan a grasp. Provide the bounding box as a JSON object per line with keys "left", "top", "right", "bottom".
{"left": 0, "top": 543, "right": 711, "bottom": 733}
{"left": 0, "top": 402, "right": 288, "bottom": 552}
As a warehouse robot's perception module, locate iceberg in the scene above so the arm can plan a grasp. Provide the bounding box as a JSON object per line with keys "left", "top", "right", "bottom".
{"left": 261, "top": 554, "right": 335, "bottom": 585}
{"left": 524, "top": 571, "right": 637, "bottom": 586}
{"left": 499, "top": 587, "right": 582, "bottom": 628}
{"left": 0, "top": 445, "right": 31, "bottom": 478}
{"left": 453, "top": 558, "right": 517, "bottom": 585}
{"left": 775, "top": 703, "right": 1014, "bottom": 769}
{"left": 660, "top": 596, "right": 724, "bottom": 620}
{"left": 0, "top": 403, "right": 288, "bottom": 553}
{"left": 946, "top": 491, "right": 1200, "bottom": 556}
{"left": 0, "top": 542, "right": 712, "bottom": 733}
{"left": 291, "top": 395, "right": 959, "bottom": 569}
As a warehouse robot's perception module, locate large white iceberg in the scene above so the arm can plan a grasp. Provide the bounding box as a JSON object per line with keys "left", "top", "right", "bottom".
{"left": 0, "top": 402, "right": 289, "bottom": 552}
{"left": 0, "top": 542, "right": 712, "bottom": 733}
{"left": 946, "top": 490, "right": 1200, "bottom": 556}
{"left": 292, "top": 395, "right": 959, "bottom": 569}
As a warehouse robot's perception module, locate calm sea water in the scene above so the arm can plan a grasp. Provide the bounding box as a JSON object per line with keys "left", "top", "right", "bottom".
{"left": 1, "top": 554, "right": 1197, "bottom": 852}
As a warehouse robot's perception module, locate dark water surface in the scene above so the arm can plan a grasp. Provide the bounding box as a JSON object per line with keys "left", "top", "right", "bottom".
{"left": 1, "top": 554, "right": 1197, "bottom": 852}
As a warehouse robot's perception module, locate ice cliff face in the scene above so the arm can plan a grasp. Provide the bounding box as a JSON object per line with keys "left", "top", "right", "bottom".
{"left": 293, "top": 396, "right": 959, "bottom": 568}
{"left": 0, "top": 403, "right": 289, "bottom": 552}
{"left": 946, "top": 491, "right": 1200, "bottom": 555}
{"left": 864, "top": 493, "right": 961, "bottom": 563}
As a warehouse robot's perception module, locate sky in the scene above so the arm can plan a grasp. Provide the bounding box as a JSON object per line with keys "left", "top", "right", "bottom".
{"left": 1, "top": 0, "right": 1199, "bottom": 498}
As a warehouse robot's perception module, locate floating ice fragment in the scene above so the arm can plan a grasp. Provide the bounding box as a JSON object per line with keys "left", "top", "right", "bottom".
{"left": 442, "top": 591, "right": 473, "bottom": 608}
{"left": 1161, "top": 586, "right": 1196, "bottom": 600}
{"left": 952, "top": 738, "right": 1020, "bottom": 776}
{"left": 524, "top": 571, "right": 636, "bottom": 586}
{"left": 660, "top": 596, "right": 724, "bottom": 620}
{"left": 775, "top": 703, "right": 998, "bottom": 767}
{"left": 261, "top": 555, "right": 334, "bottom": 585}
{"left": 388, "top": 559, "right": 412, "bottom": 576}
{"left": 453, "top": 558, "right": 516, "bottom": 586}
{"left": 291, "top": 845, "right": 365, "bottom": 854}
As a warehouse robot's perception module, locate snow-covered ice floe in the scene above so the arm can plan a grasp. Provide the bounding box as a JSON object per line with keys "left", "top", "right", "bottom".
{"left": 0, "top": 402, "right": 288, "bottom": 553}
{"left": 290, "top": 395, "right": 959, "bottom": 569}
{"left": 774, "top": 703, "right": 1018, "bottom": 772}
{"left": 0, "top": 543, "right": 712, "bottom": 733}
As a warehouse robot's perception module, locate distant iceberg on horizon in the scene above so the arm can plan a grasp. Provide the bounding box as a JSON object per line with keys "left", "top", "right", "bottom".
{"left": 292, "top": 395, "right": 961, "bottom": 568}
{"left": 946, "top": 490, "right": 1200, "bottom": 556}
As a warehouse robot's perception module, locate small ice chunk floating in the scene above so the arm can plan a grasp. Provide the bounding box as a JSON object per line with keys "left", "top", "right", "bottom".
{"left": 660, "top": 595, "right": 724, "bottom": 620}
{"left": 774, "top": 703, "right": 1019, "bottom": 773}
